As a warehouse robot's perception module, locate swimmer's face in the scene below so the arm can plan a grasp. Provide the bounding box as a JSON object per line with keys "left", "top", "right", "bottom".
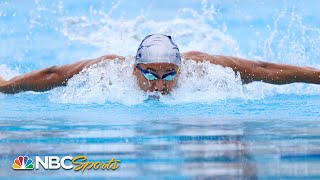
{"left": 133, "top": 63, "right": 180, "bottom": 95}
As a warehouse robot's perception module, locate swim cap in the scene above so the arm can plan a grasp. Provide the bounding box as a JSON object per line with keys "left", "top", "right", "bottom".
{"left": 135, "top": 34, "right": 181, "bottom": 66}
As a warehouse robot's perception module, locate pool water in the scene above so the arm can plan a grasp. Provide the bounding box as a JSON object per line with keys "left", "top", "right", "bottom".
{"left": 1, "top": 0, "right": 320, "bottom": 179}
{"left": 0, "top": 94, "right": 320, "bottom": 179}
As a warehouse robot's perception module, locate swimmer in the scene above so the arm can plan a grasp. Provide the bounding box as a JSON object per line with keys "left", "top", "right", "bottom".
{"left": 0, "top": 34, "right": 319, "bottom": 94}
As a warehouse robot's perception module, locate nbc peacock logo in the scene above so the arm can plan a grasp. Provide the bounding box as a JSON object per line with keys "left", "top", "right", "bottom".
{"left": 12, "top": 155, "right": 34, "bottom": 170}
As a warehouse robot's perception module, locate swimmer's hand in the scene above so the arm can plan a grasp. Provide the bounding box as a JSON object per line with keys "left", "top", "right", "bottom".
{"left": 0, "top": 76, "right": 7, "bottom": 93}
{"left": 0, "top": 76, "right": 6, "bottom": 86}
{"left": 0, "top": 76, "right": 5, "bottom": 83}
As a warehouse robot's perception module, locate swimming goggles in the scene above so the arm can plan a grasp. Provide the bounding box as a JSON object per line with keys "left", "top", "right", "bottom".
{"left": 136, "top": 64, "right": 179, "bottom": 81}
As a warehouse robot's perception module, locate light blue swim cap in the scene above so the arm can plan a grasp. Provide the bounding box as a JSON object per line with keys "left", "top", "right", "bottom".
{"left": 135, "top": 34, "right": 181, "bottom": 66}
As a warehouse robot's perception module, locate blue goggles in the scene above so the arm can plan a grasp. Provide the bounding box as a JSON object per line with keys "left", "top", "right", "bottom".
{"left": 136, "top": 64, "right": 179, "bottom": 81}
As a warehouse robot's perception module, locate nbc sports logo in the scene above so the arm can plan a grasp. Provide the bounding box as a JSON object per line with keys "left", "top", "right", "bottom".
{"left": 11, "top": 155, "right": 120, "bottom": 173}
{"left": 12, "top": 156, "right": 34, "bottom": 170}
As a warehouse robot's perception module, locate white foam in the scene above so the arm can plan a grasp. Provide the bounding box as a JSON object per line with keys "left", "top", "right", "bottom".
{"left": 49, "top": 58, "right": 147, "bottom": 105}
{"left": 161, "top": 59, "right": 245, "bottom": 104}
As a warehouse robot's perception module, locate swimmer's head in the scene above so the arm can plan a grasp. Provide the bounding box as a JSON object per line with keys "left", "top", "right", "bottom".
{"left": 135, "top": 34, "right": 181, "bottom": 66}
{"left": 133, "top": 34, "right": 181, "bottom": 95}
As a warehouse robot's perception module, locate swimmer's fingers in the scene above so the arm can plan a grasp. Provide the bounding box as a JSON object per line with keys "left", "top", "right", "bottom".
{"left": 0, "top": 76, "right": 6, "bottom": 84}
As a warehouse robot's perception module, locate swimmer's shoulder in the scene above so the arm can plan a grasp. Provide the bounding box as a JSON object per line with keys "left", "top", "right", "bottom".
{"left": 182, "top": 51, "right": 209, "bottom": 60}
{"left": 62, "top": 54, "right": 126, "bottom": 73}
{"left": 98, "top": 54, "right": 126, "bottom": 61}
{"left": 82, "top": 54, "right": 126, "bottom": 68}
{"left": 182, "top": 51, "right": 229, "bottom": 66}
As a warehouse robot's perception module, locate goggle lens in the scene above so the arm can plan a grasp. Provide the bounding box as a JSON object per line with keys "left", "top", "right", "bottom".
{"left": 144, "top": 73, "right": 158, "bottom": 81}
{"left": 137, "top": 64, "right": 178, "bottom": 81}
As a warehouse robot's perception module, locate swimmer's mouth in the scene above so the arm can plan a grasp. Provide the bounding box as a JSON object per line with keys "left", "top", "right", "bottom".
{"left": 161, "top": 91, "right": 169, "bottom": 95}
{"left": 155, "top": 90, "right": 169, "bottom": 95}
{"left": 152, "top": 90, "right": 169, "bottom": 95}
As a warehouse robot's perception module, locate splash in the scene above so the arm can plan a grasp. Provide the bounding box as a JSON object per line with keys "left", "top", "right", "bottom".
{"left": 47, "top": 57, "right": 312, "bottom": 105}
{"left": 59, "top": 1, "right": 241, "bottom": 57}
{"left": 49, "top": 57, "right": 147, "bottom": 105}
{"left": 49, "top": 58, "right": 249, "bottom": 105}
{"left": 261, "top": 8, "right": 320, "bottom": 67}
{"left": 0, "top": 64, "right": 20, "bottom": 80}
{"left": 161, "top": 59, "right": 245, "bottom": 104}
{"left": 48, "top": 56, "right": 320, "bottom": 105}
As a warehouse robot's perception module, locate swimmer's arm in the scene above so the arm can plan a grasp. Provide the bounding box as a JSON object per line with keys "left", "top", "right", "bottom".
{"left": 0, "top": 54, "right": 124, "bottom": 94}
{"left": 228, "top": 57, "right": 320, "bottom": 84}
{"left": 183, "top": 51, "right": 320, "bottom": 84}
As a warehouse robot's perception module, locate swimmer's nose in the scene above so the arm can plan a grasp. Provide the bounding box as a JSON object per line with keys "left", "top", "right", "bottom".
{"left": 154, "top": 80, "right": 166, "bottom": 92}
